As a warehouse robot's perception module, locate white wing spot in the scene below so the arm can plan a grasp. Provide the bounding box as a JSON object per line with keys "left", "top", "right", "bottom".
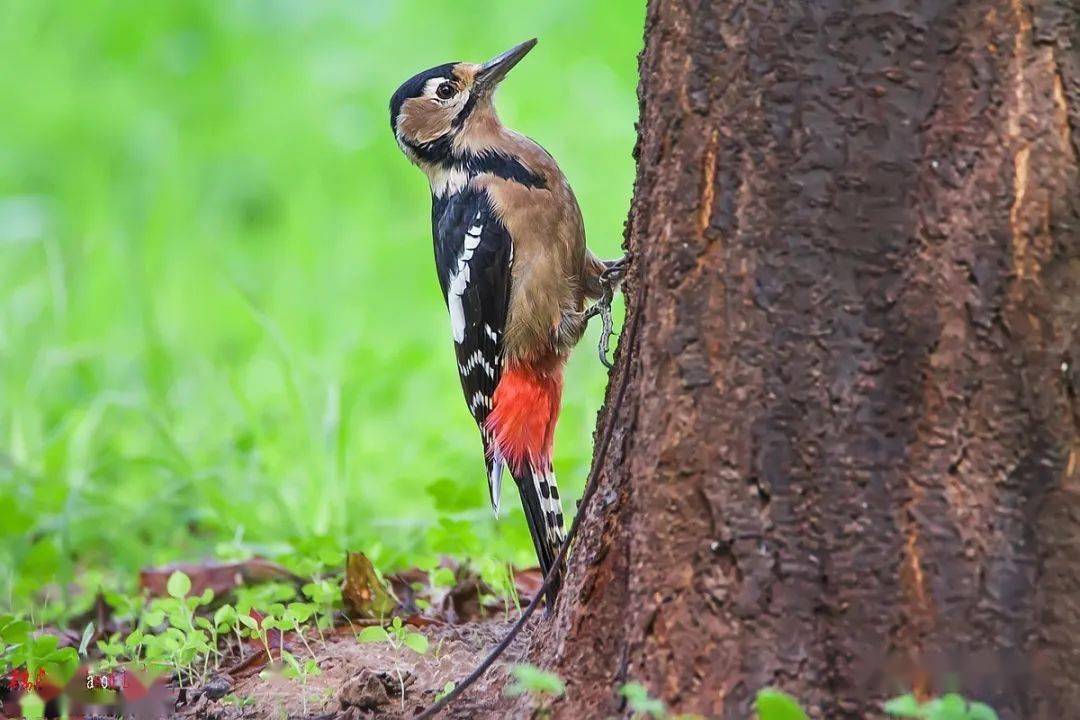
{"left": 469, "top": 391, "right": 489, "bottom": 412}
{"left": 447, "top": 223, "right": 482, "bottom": 343}
{"left": 460, "top": 349, "right": 497, "bottom": 378}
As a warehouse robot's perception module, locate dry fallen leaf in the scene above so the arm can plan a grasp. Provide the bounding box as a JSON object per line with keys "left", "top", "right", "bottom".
{"left": 139, "top": 559, "right": 303, "bottom": 597}
{"left": 513, "top": 567, "right": 543, "bottom": 598}
{"left": 342, "top": 552, "right": 397, "bottom": 618}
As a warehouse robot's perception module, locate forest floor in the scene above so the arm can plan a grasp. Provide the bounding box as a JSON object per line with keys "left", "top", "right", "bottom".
{"left": 181, "top": 620, "right": 522, "bottom": 720}
{"left": 1, "top": 556, "right": 540, "bottom": 720}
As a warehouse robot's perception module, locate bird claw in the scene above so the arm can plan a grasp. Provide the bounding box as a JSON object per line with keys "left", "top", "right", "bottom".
{"left": 584, "top": 254, "right": 630, "bottom": 369}
{"left": 596, "top": 298, "right": 615, "bottom": 369}
{"left": 600, "top": 255, "right": 630, "bottom": 287}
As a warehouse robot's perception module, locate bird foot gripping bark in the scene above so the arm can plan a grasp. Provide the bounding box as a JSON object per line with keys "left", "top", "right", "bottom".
{"left": 583, "top": 255, "right": 630, "bottom": 369}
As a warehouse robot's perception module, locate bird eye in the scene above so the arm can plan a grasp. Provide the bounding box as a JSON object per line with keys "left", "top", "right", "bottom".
{"left": 435, "top": 82, "right": 455, "bottom": 100}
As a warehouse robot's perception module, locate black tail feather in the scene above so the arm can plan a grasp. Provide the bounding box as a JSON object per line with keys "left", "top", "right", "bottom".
{"left": 513, "top": 464, "right": 563, "bottom": 609}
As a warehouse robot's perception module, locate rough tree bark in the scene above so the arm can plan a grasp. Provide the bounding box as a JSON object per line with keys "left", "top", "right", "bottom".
{"left": 531, "top": 1, "right": 1079, "bottom": 719}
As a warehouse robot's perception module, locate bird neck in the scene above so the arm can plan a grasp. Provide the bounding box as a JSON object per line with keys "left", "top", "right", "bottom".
{"left": 423, "top": 161, "right": 472, "bottom": 198}
{"left": 420, "top": 138, "right": 549, "bottom": 199}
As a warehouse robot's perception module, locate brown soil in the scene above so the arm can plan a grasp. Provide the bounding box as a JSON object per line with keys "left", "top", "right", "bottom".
{"left": 181, "top": 619, "right": 528, "bottom": 720}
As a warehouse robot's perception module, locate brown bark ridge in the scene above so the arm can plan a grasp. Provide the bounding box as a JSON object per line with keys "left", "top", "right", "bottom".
{"left": 528, "top": 1, "right": 1080, "bottom": 718}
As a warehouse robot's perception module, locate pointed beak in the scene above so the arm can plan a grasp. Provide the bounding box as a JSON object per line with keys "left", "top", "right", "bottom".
{"left": 474, "top": 38, "right": 537, "bottom": 95}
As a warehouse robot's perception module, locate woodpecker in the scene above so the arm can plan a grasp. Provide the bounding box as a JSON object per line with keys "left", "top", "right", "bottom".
{"left": 389, "top": 39, "right": 625, "bottom": 602}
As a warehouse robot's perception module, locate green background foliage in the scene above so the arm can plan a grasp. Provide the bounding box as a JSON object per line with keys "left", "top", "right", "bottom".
{"left": 0, "top": 0, "right": 642, "bottom": 613}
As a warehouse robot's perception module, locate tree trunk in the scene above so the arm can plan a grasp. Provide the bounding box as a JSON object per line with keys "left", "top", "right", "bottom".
{"left": 533, "top": 1, "right": 1080, "bottom": 718}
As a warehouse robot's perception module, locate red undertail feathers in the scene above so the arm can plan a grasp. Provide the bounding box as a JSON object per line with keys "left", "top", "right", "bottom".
{"left": 484, "top": 356, "right": 567, "bottom": 604}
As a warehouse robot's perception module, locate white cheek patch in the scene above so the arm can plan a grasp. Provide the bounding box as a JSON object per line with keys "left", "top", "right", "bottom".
{"left": 395, "top": 132, "right": 417, "bottom": 161}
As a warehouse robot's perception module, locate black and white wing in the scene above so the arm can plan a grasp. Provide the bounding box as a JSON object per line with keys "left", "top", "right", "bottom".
{"left": 431, "top": 186, "right": 512, "bottom": 513}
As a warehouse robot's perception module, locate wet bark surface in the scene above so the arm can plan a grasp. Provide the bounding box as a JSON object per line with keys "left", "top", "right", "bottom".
{"left": 530, "top": 1, "right": 1080, "bottom": 718}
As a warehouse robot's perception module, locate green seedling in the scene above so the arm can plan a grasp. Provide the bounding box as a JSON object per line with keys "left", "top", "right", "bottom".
{"left": 1, "top": 615, "right": 79, "bottom": 692}
{"left": 20, "top": 690, "right": 45, "bottom": 720}
{"left": 476, "top": 559, "right": 521, "bottom": 618}
{"left": 752, "top": 688, "right": 997, "bottom": 720}
{"left": 755, "top": 689, "right": 810, "bottom": 720}
{"left": 262, "top": 602, "right": 320, "bottom": 661}
{"left": 234, "top": 582, "right": 298, "bottom": 617}
{"left": 237, "top": 611, "right": 271, "bottom": 662}
{"left": 105, "top": 570, "right": 218, "bottom": 688}
{"left": 222, "top": 693, "right": 255, "bottom": 708}
{"left": 0, "top": 614, "right": 34, "bottom": 672}
{"left": 358, "top": 616, "right": 428, "bottom": 710}
{"left": 77, "top": 622, "right": 95, "bottom": 656}
{"left": 428, "top": 566, "right": 456, "bottom": 589}
{"left": 280, "top": 649, "right": 322, "bottom": 716}
{"left": 505, "top": 663, "right": 565, "bottom": 717}
{"left": 102, "top": 590, "right": 147, "bottom": 623}
{"left": 357, "top": 615, "right": 428, "bottom": 656}
{"left": 884, "top": 693, "right": 998, "bottom": 720}
{"left": 301, "top": 578, "right": 342, "bottom": 640}
{"left": 505, "top": 663, "right": 565, "bottom": 698}
{"left": 620, "top": 682, "right": 668, "bottom": 719}
{"left": 213, "top": 604, "right": 246, "bottom": 663}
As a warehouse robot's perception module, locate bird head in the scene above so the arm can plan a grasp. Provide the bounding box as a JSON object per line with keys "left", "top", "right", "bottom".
{"left": 389, "top": 39, "right": 537, "bottom": 169}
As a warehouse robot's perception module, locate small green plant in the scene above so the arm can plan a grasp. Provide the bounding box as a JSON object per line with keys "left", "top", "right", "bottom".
{"left": 620, "top": 682, "right": 667, "bottom": 719}
{"left": 102, "top": 590, "right": 145, "bottom": 624}
{"left": 280, "top": 649, "right": 321, "bottom": 683}
{"left": 94, "top": 632, "right": 127, "bottom": 669}
{"left": 222, "top": 693, "right": 255, "bottom": 708}
{"left": 301, "top": 578, "right": 342, "bottom": 639}
{"left": 279, "top": 649, "right": 323, "bottom": 715}
{"left": 618, "top": 682, "right": 703, "bottom": 720}
{"left": 1, "top": 614, "right": 80, "bottom": 692}
{"left": 505, "top": 664, "right": 565, "bottom": 718}
{"left": 234, "top": 582, "right": 298, "bottom": 616}
{"left": 884, "top": 693, "right": 998, "bottom": 720}
{"left": 261, "top": 602, "right": 320, "bottom": 661}
{"left": 476, "top": 559, "right": 521, "bottom": 618}
{"left": 428, "top": 566, "right": 456, "bottom": 589}
{"left": 77, "top": 622, "right": 95, "bottom": 656}
{"left": 236, "top": 611, "right": 271, "bottom": 661}
{"left": 357, "top": 616, "right": 429, "bottom": 709}
{"left": 753, "top": 688, "right": 998, "bottom": 720}
{"left": 212, "top": 604, "right": 249, "bottom": 662}
{"left": 755, "top": 689, "right": 809, "bottom": 720}
{"left": 20, "top": 690, "right": 45, "bottom": 720}
{"left": 357, "top": 616, "right": 428, "bottom": 656}
{"left": 0, "top": 614, "right": 33, "bottom": 670}
{"left": 97, "top": 570, "right": 218, "bottom": 687}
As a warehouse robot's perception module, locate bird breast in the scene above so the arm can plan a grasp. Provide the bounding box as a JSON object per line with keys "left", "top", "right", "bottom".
{"left": 476, "top": 173, "right": 587, "bottom": 361}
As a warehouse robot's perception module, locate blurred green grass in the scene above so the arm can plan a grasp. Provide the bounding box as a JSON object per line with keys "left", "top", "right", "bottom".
{"left": 0, "top": 0, "right": 641, "bottom": 613}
